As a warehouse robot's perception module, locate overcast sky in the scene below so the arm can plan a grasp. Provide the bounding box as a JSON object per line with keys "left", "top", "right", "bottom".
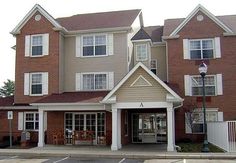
{"left": 0, "top": 0, "right": 236, "bottom": 86}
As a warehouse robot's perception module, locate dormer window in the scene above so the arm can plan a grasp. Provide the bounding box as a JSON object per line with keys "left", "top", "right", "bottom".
{"left": 136, "top": 44, "right": 148, "bottom": 61}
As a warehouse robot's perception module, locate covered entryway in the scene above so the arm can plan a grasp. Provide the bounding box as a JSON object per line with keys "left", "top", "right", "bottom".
{"left": 132, "top": 113, "right": 166, "bottom": 143}
{"left": 102, "top": 62, "right": 183, "bottom": 151}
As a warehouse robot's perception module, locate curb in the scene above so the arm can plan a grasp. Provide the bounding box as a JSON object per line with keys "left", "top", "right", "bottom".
{"left": 0, "top": 150, "right": 236, "bottom": 159}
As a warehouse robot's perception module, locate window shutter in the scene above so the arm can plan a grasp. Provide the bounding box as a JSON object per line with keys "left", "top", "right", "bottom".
{"left": 184, "top": 75, "right": 191, "bottom": 96}
{"left": 215, "top": 37, "right": 221, "bottom": 58}
{"left": 76, "top": 73, "right": 81, "bottom": 91}
{"left": 24, "top": 73, "right": 30, "bottom": 95}
{"left": 107, "top": 33, "right": 114, "bottom": 56}
{"left": 108, "top": 72, "right": 114, "bottom": 90}
{"left": 44, "top": 112, "right": 47, "bottom": 131}
{"left": 43, "top": 33, "right": 49, "bottom": 55}
{"left": 25, "top": 35, "right": 30, "bottom": 57}
{"left": 216, "top": 74, "right": 223, "bottom": 95}
{"left": 185, "top": 113, "right": 192, "bottom": 133}
{"left": 42, "top": 72, "right": 48, "bottom": 95}
{"left": 76, "top": 36, "right": 81, "bottom": 57}
{"left": 217, "top": 112, "right": 223, "bottom": 121}
{"left": 183, "top": 39, "right": 190, "bottom": 59}
{"left": 18, "top": 112, "right": 24, "bottom": 130}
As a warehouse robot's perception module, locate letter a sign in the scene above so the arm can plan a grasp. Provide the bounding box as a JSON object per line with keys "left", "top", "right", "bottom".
{"left": 8, "top": 111, "right": 13, "bottom": 120}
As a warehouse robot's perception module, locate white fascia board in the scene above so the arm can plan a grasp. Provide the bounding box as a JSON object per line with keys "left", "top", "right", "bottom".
{"left": 131, "top": 39, "right": 152, "bottom": 43}
{"left": 37, "top": 104, "right": 105, "bottom": 111}
{"left": 102, "top": 62, "right": 183, "bottom": 103}
{"left": 170, "top": 4, "right": 234, "bottom": 37}
{"left": 31, "top": 102, "right": 102, "bottom": 106}
{"left": 65, "top": 27, "right": 131, "bottom": 35}
{"left": 0, "top": 106, "right": 38, "bottom": 110}
{"left": 113, "top": 102, "right": 173, "bottom": 109}
{"left": 11, "top": 4, "right": 64, "bottom": 35}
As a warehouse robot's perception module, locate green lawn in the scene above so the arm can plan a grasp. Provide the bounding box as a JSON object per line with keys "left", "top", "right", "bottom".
{"left": 176, "top": 143, "right": 224, "bottom": 152}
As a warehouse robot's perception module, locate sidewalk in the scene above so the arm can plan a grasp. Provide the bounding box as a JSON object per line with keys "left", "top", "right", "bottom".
{"left": 0, "top": 145, "right": 235, "bottom": 159}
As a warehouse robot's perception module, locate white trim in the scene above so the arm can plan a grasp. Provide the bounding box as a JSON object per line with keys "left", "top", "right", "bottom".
{"left": 11, "top": 4, "right": 64, "bottom": 35}
{"left": 170, "top": 4, "right": 233, "bottom": 37}
{"left": 113, "top": 102, "right": 173, "bottom": 109}
{"left": 0, "top": 106, "right": 37, "bottom": 110}
{"left": 29, "top": 72, "right": 44, "bottom": 96}
{"left": 130, "top": 75, "right": 152, "bottom": 87}
{"left": 24, "top": 112, "right": 39, "bottom": 131}
{"left": 35, "top": 104, "right": 105, "bottom": 111}
{"left": 131, "top": 39, "right": 152, "bottom": 43}
{"left": 102, "top": 62, "right": 183, "bottom": 103}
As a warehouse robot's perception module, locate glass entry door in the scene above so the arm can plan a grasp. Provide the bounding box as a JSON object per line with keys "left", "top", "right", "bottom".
{"left": 132, "top": 113, "right": 167, "bottom": 143}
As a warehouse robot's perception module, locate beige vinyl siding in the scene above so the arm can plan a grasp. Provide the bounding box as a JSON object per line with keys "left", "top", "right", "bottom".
{"left": 59, "top": 34, "right": 65, "bottom": 93}
{"left": 115, "top": 67, "right": 167, "bottom": 102}
{"left": 151, "top": 45, "right": 167, "bottom": 81}
{"left": 64, "top": 33, "right": 128, "bottom": 92}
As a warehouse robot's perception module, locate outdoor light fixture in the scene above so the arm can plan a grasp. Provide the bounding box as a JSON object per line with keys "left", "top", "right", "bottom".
{"left": 198, "top": 61, "right": 209, "bottom": 152}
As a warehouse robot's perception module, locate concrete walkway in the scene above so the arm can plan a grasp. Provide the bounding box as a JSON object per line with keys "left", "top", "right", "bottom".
{"left": 0, "top": 145, "right": 235, "bottom": 159}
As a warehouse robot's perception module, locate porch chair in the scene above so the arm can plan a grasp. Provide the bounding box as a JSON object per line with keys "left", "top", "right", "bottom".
{"left": 52, "top": 130, "right": 65, "bottom": 145}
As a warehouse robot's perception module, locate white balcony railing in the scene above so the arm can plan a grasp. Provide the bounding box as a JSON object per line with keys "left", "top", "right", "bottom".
{"left": 207, "top": 121, "right": 236, "bottom": 152}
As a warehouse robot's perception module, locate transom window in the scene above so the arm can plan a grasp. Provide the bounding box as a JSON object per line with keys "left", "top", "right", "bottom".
{"left": 25, "top": 112, "right": 39, "bottom": 130}
{"left": 32, "top": 35, "right": 43, "bottom": 56}
{"left": 82, "top": 73, "right": 107, "bottom": 90}
{"left": 31, "top": 73, "right": 43, "bottom": 95}
{"left": 150, "top": 60, "right": 157, "bottom": 75}
{"left": 191, "top": 75, "right": 216, "bottom": 96}
{"left": 189, "top": 39, "right": 214, "bottom": 59}
{"left": 136, "top": 44, "right": 148, "bottom": 61}
{"left": 83, "top": 35, "right": 106, "bottom": 56}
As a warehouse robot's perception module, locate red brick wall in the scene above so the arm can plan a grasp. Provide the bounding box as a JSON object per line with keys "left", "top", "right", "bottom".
{"left": 0, "top": 110, "right": 38, "bottom": 144}
{"left": 167, "top": 11, "right": 236, "bottom": 141}
{"left": 14, "top": 11, "right": 60, "bottom": 104}
{"left": 46, "top": 111, "right": 64, "bottom": 144}
{"left": 105, "top": 111, "right": 112, "bottom": 145}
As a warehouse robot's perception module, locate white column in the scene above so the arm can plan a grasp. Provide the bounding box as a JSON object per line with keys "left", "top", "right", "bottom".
{"left": 111, "top": 106, "right": 118, "bottom": 150}
{"left": 167, "top": 106, "right": 175, "bottom": 151}
{"left": 117, "top": 109, "right": 122, "bottom": 149}
{"left": 38, "top": 109, "right": 45, "bottom": 147}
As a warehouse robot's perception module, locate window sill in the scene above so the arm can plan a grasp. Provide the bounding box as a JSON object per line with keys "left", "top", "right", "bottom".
{"left": 29, "top": 94, "right": 44, "bottom": 97}
{"left": 80, "top": 55, "right": 109, "bottom": 58}
{"left": 136, "top": 59, "right": 148, "bottom": 62}
{"left": 28, "top": 55, "right": 46, "bottom": 58}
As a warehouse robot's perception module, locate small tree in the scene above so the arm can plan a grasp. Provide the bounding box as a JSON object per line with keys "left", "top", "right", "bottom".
{"left": 0, "top": 79, "right": 15, "bottom": 97}
{"left": 183, "top": 101, "right": 202, "bottom": 133}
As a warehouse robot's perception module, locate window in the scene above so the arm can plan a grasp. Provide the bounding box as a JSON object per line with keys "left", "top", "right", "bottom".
{"left": 32, "top": 35, "right": 43, "bottom": 56}
{"left": 189, "top": 39, "right": 214, "bottom": 59}
{"left": 31, "top": 73, "right": 43, "bottom": 95}
{"left": 150, "top": 60, "right": 157, "bottom": 75}
{"left": 185, "top": 110, "right": 218, "bottom": 133}
{"left": 82, "top": 35, "right": 106, "bottom": 56}
{"left": 82, "top": 73, "right": 107, "bottom": 90}
{"left": 25, "top": 112, "right": 39, "bottom": 130}
{"left": 191, "top": 75, "right": 216, "bottom": 96}
{"left": 136, "top": 44, "right": 147, "bottom": 61}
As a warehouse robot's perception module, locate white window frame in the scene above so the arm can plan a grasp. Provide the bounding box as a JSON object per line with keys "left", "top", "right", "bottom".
{"left": 186, "top": 109, "right": 218, "bottom": 134}
{"left": 150, "top": 59, "right": 157, "bottom": 74}
{"left": 30, "top": 72, "right": 43, "bottom": 96}
{"left": 31, "top": 34, "right": 44, "bottom": 57}
{"left": 82, "top": 34, "right": 108, "bottom": 57}
{"left": 24, "top": 112, "right": 39, "bottom": 131}
{"left": 81, "top": 72, "right": 108, "bottom": 91}
{"left": 136, "top": 44, "right": 148, "bottom": 61}
{"left": 191, "top": 75, "right": 217, "bottom": 96}
{"left": 189, "top": 38, "right": 214, "bottom": 60}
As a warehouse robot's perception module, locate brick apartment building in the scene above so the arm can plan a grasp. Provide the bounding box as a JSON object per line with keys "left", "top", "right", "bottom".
{"left": 0, "top": 4, "right": 235, "bottom": 151}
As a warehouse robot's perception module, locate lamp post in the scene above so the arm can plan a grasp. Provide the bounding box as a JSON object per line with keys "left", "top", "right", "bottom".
{"left": 198, "top": 61, "right": 209, "bottom": 152}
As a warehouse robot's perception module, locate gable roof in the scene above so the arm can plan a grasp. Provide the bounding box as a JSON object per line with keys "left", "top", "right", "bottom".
{"left": 11, "top": 4, "right": 64, "bottom": 35}
{"left": 132, "top": 26, "right": 163, "bottom": 42}
{"left": 56, "top": 9, "right": 141, "bottom": 31}
{"left": 102, "top": 62, "right": 183, "bottom": 103}
{"left": 168, "top": 4, "right": 234, "bottom": 37}
{"left": 33, "top": 91, "right": 109, "bottom": 104}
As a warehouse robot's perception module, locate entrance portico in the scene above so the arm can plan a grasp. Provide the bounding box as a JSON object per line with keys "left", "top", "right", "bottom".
{"left": 102, "top": 62, "right": 183, "bottom": 151}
